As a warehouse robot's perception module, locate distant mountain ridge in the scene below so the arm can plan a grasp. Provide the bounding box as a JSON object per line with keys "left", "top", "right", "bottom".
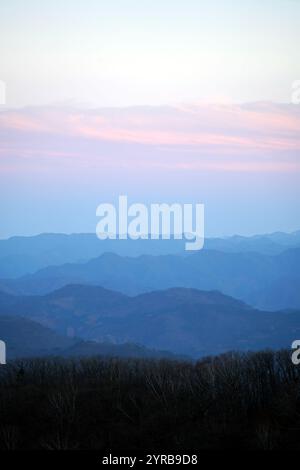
{"left": 0, "top": 230, "right": 299, "bottom": 279}
{"left": 1, "top": 246, "right": 300, "bottom": 310}
{"left": 0, "top": 284, "right": 299, "bottom": 357}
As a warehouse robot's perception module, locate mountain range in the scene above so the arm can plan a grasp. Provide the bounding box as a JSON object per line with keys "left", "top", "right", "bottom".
{"left": 1, "top": 230, "right": 300, "bottom": 279}
{"left": 1, "top": 230, "right": 300, "bottom": 359}
{"left": 1, "top": 246, "right": 299, "bottom": 311}
{"left": 0, "top": 284, "right": 299, "bottom": 357}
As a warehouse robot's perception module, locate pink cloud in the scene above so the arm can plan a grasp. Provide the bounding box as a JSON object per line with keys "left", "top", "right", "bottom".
{"left": 0, "top": 103, "right": 299, "bottom": 173}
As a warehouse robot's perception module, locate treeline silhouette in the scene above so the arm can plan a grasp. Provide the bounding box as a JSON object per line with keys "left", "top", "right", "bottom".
{"left": 0, "top": 350, "right": 299, "bottom": 450}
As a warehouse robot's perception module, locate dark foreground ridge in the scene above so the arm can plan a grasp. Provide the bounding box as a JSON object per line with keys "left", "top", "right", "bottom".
{"left": 0, "top": 349, "right": 299, "bottom": 450}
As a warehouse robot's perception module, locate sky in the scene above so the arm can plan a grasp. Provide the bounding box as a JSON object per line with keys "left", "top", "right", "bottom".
{"left": 0, "top": 0, "right": 299, "bottom": 238}
{"left": 1, "top": 0, "right": 299, "bottom": 106}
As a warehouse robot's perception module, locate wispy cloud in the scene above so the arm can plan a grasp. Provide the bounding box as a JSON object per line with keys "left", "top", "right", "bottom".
{"left": 0, "top": 103, "right": 299, "bottom": 173}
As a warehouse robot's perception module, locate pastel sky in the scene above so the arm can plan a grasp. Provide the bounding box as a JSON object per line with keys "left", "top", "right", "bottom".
{"left": 1, "top": 0, "right": 300, "bottom": 106}
{"left": 0, "top": 1, "right": 299, "bottom": 238}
